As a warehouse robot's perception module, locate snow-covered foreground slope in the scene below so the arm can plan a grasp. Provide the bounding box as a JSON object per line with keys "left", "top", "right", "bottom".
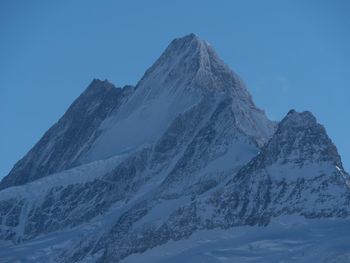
{"left": 0, "top": 34, "right": 349, "bottom": 262}
{"left": 121, "top": 217, "right": 350, "bottom": 263}
{"left": 1, "top": 217, "right": 350, "bottom": 263}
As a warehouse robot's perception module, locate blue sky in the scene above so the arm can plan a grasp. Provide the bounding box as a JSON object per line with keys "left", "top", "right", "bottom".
{"left": 1, "top": 0, "right": 349, "bottom": 178}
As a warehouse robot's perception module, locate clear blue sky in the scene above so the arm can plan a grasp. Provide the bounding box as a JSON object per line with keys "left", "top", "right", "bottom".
{"left": 1, "top": 0, "right": 349, "bottom": 178}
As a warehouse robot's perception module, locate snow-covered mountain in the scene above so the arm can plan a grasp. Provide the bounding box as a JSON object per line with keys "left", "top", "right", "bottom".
{"left": 0, "top": 34, "right": 349, "bottom": 262}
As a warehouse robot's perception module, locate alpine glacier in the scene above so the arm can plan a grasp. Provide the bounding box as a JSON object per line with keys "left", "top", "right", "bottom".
{"left": 0, "top": 34, "right": 349, "bottom": 263}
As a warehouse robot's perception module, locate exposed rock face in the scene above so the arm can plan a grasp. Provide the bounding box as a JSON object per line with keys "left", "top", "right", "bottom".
{"left": 256, "top": 109, "right": 343, "bottom": 168}
{"left": 0, "top": 34, "right": 348, "bottom": 263}
{"left": 213, "top": 110, "right": 350, "bottom": 222}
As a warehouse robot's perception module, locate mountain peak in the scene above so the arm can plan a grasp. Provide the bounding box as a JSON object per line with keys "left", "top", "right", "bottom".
{"left": 180, "top": 32, "right": 200, "bottom": 40}
{"left": 173, "top": 33, "right": 200, "bottom": 42}
{"left": 137, "top": 33, "right": 252, "bottom": 100}
{"left": 136, "top": 33, "right": 226, "bottom": 92}
{"left": 168, "top": 33, "right": 210, "bottom": 51}
{"left": 281, "top": 109, "right": 317, "bottom": 129}
{"left": 259, "top": 109, "right": 342, "bottom": 168}
{"left": 85, "top": 78, "right": 116, "bottom": 94}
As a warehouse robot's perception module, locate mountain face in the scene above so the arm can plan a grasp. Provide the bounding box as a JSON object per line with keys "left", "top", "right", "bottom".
{"left": 0, "top": 34, "right": 349, "bottom": 263}
{"left": 0, "top": 80, "right": 134, "bottom": 190}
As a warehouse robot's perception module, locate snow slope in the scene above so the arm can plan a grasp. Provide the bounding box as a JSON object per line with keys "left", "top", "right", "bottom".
{"left": 121, "top": 217, "right": 350, "bottom": 263}
{"left": 1, "top": 217, "right": 350, "bottom": 263}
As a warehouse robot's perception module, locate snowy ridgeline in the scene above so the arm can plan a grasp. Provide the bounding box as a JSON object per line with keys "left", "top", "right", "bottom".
{"left": 0, "top": 34, "right": 349, "bottom": 263}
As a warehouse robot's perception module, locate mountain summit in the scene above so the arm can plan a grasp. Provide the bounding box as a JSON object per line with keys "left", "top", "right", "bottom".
{"left": 139, "top": 33, "right": 259, "bottom": 106}
{"left": 139, "top": 33, "right": 235, "bottom": 93}
{"left": 0, "top": 34, "right": 349, "bottom": 262}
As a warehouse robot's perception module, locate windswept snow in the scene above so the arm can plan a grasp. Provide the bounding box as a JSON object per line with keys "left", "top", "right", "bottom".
{"left": 84, "top": 86, "right": 200, "bottom": 162}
